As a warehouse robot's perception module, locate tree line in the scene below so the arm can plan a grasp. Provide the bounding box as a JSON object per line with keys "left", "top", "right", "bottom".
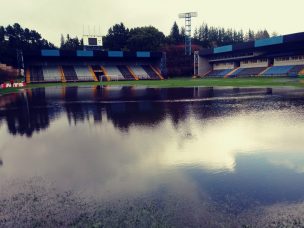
{"left": 0, "top": 22, "right": 276, "bottom": 67}
{"left": 102, "top": 22, "right": 274, "bottom": 50}
{"left": 193, "top": 24, "right": 273, "bottom": 48}
{"left": 0, "top": 23, "right": 55, "bottom": 67}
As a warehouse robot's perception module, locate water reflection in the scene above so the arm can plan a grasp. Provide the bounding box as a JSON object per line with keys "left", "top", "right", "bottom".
{"left": 2, "top": 86, "right": 303, "bottom": 137}
{"left": 1, "top": 86, "right": 304, "bottom": 226}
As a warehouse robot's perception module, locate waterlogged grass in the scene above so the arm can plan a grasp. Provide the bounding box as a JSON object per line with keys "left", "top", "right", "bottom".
{"left": 0, "top": 87, "right": 19, "bottom": 95}
{"left": 1, "top": 77, "right": 304, "bottom": 95}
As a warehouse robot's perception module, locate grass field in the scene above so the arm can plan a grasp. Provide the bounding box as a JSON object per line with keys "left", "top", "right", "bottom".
{"left": 1, "top": 77, "right": 304, "bottom": 95}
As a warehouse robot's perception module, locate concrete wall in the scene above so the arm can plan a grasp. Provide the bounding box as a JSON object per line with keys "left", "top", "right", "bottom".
{"left": 197, "top": 56, "right": 211, "bottom": 76}
{"left": 240, "top": 59, "right": 269, "bottom": 68}
{"left": 274, "top": 56, "right": 304, "bottom": 66}
{"left": 213, "top": 62, "right": 234, "bottom": 70}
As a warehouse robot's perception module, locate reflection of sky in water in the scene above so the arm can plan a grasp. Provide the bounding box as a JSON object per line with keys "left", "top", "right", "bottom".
{"left": 1, "top": 86, "right": 304, "bottom": 214}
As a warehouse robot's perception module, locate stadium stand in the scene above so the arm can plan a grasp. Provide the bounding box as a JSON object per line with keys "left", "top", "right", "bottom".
{"left": 288, "top": 65, "right": 304, "bottom": 77}
{"left": 262, "top": 66, "right": 294, "bottom": 76}
{"left": 130, "top": 65, "right": 151, "bottom": 80}
{"left": 42, "top": 66, "right": 61, "bottom": 82}
{"left": 91, "top": 65, "right": 101, "bottom": 71}
{"left": 117, "top": 65, "right": 135, "bottom": 80}
{"left": 30, "top": 66, "right": 44, "bottom": 82}
{"left": 103, "top": 66, "right": 125, "bottom": 81}
{"left": 23, "top": 50, "right": 166, "bottom": 83}
{"left": 88, "top": 66, "right": 99, "bottom": 82}
{"left": 62, "top": 66, "right": 78, "bottom": 81}
{"left": 74, "top": 66, "right": 94, "bottom": 81}
{"left": 232, "top": 67, "right": 267, "bottom": 77}
{"left": 227, "top": 68, "right": 243, "bottom": 78}
{"left": 194, "top": 32, "right": 304, "bottom": 78}
{"left": 142, "top": 65, "right": 162, "bottom": 79}
{"left": 142, "top": 65, "right": 158, "bottom": 79}
{"left": 206, "top": 69, "right": 232, "bottom": 77}
{"left": 299, "top": 68, "right": 304, "bottom": 76}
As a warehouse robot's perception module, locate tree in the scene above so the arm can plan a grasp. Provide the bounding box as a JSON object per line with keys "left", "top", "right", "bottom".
{"left": 0, "top": 23, "right": 55, "bottom": 67}
{"left": 180, "top": 27, "right": 186, "bottom": 42}
{"left": 126, "top": 26, "right": 165, "bottom": 51}
{"left": 102, "top": 23, "right": 129, "bottom": 50}
{"left": 168, "top": 22, "right": 182, "bottom": 44}
{"left": 255, "top": 30, "right": 270, "bottom": 40}
{"left": 244, "top": 29, "right": 255, "bottom": 42}
{"left": 60, "top": 34, "right": 82, "bottom": 50}
{"left": 60, "top": 34, "right": 65, "bottom": 48}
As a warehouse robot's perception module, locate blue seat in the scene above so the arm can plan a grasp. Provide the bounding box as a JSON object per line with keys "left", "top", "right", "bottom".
{"left": 263, "top": 66, "right": 294, "bottom": 76}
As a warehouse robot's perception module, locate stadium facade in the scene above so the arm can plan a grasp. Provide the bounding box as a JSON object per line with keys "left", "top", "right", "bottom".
{"left": 194, "top": 32, "right": 304, "bottom": 78}
{"left": 24, "top": 50, "right": 166, "bottom": 83}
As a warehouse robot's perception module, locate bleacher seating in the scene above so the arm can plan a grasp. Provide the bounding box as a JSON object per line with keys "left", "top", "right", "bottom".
{"left": 228, "top": 68, "right": 243, "bottom": 78}
{"left": 117, "top": 65, "right": 135, "bottom": 80}
{"left": 233, "top": 67, "right": 267, "bottom": 77}
{"left": 62, "top": 66, "right": 78, "bottom": 81}
{"left": 130, "top": 66, "right": 150, "bottom": 79}
{"left": 42, "top": 66, "right": 61, "bottom": 82}
{"left": 30, "top": 66, "right": 44, "bottom": 82}
{"left": 74, "top": 66, "right": 94, "bottom": 81}
{"left": 207, "top": 69, "right": 232, "bottom": 77}
{"left": 103, "top": 66, "right": 125, "bottom": 81}
{"left": 262, "top": 66, "right": 294, "bottom": 76}
{"left": 142, "top": 65, "right": 161, "bottom": 79}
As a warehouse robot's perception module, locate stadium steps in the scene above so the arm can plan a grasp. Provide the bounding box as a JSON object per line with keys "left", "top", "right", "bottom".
{"left": 103, "top": 66, "right": 125, "bottom": 81}
{"left": 117, "top": 65, "right": 136, "bottom": 80}
{"left": 127, "top": 66, "right": 139, "bottom": 80}
{"left": 26, "top": 69, "right": 31, "bottom": 83}
{"left": 141, "top": 65, "right": 162, "bottom": 80}
{"left": 62, "top": 66, "right": 78, "bottom": 82}
{"left": 224, "top": 67, "right": 240, "bottom": 78}
{"left": 150, "top": 65, "right": 164, "bottom": 80}
{"left": 100, "top": 66, "right": 110, "bottom": 81}
{"left": 59, "top": 66, "right": 67, "bottom": 83}
{"left": 203, "top": 69, "right": 213, "bottom": 77}
{"left": 88, "top": 66, "right": 99, "bottom": 82}
{"left": 259, "top": 66, "right": 272, "bottom": 76}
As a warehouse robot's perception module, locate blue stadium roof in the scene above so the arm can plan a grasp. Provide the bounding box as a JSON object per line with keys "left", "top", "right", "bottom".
{"left": 199, "top": 32, "right": 304, "bottom": 56}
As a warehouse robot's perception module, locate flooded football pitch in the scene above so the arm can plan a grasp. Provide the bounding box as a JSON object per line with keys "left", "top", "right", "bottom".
{"left": 1, "top": 86, "right": 304, "bottom": 227}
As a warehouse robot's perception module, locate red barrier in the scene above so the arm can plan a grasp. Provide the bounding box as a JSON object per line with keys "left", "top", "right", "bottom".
{"left": 0, "top": 82, "right": 26, "bottom": 89}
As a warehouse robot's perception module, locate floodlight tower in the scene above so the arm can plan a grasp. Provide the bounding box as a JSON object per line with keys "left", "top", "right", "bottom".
{"left": 179, "top": 12, "right": 198, "bottom": 56}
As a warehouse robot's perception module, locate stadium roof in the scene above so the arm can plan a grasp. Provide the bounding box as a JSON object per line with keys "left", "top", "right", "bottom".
{"left": 199, "top": 32, "right": 304, "bottom": 56}
{"left": 24, "top": 50, "right": 163, "bottom": 60}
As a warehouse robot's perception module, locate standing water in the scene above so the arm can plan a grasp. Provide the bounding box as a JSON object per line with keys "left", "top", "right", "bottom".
{"left": 1, "top": 86, "right": 304, "bottom": 227}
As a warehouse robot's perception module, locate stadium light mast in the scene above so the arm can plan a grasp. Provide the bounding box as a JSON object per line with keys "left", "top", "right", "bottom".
{"left": 178, "top": 12, "right": 198, "bottom": 56}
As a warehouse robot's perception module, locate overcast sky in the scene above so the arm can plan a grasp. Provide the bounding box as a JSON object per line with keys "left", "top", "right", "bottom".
{"left": 1, "top": 0, "right": 303, "bottom": 46}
